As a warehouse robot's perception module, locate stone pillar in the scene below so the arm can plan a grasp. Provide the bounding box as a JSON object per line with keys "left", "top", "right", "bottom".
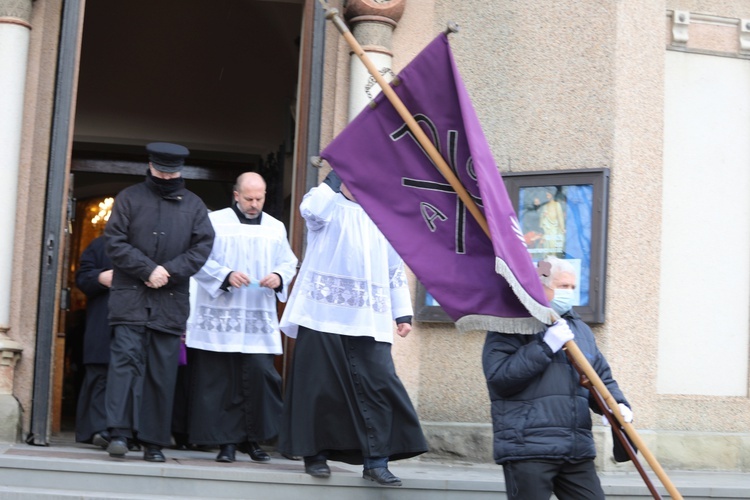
{"left": 0, "top": 0, "right": 31, "bottom": 442}
{"left": 0, "top": 337, "right": 22, "bottom": 441}
{"left": 343, "top": 0, "right": 406, "bottom": 121}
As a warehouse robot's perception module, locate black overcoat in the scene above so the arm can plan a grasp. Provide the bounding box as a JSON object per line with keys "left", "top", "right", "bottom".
{"left": 105, "top": 174, "right": 215, "bottom": 335}
{"left": 75, "top": 235, "right": 112, "bottom": 365}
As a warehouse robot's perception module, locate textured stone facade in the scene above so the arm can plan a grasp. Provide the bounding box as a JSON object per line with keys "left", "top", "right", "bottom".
{"left": 322, "top": 0, "right": 750, "bottom": 471}
{"left": 6, "top": 0, "right": 750, "bottom": 474}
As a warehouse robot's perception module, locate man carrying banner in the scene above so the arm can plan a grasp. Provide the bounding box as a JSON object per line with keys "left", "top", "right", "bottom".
{"left": 482, "top": 256, "right": 633, "bottom": 500}
{"left": 278, "top": 176, "right": 428, "bottom": 486}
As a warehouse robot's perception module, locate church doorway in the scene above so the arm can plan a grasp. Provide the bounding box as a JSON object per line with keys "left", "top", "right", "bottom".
{"left": 39, "top": 0, "right": 322, "bottom": 440}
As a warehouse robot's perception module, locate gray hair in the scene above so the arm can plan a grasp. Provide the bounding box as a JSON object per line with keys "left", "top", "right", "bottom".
{"left": 539, "top": 256, "right": 576, "bottom": 288}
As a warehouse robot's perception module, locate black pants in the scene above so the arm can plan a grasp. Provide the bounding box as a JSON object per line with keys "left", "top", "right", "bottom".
{"left": 105, "top": 325, "right": 180, "bottom": 446}
{"left": 75, "top": 364, "right": 108, "bottom": 443}
{"left": 502, "top": 459, "right": 605, "bottom": 500}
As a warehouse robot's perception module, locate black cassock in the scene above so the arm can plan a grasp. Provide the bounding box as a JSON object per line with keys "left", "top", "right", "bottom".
{"left": 279, "top": 327, "right": 428, "bottom": 464}
{"left": 187, "top": 348, "right": 283, "bottom": 445}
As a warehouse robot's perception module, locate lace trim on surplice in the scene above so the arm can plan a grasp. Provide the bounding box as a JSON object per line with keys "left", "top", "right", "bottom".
{"left": 302, "top": 271, "right": 389, "bottom": 313}
{"left": 194, "top": 306, "right": 275, "bottom": 335}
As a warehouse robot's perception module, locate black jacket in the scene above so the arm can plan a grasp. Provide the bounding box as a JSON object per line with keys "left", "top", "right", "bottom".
{"left": 482, "top": 308, "right": 628, "bottom": 464}
{"left": 105, "top": 174, "right": 214, "bottom": 335}
{"left": 75, "top": 235, "right": 112, "bottom": 364}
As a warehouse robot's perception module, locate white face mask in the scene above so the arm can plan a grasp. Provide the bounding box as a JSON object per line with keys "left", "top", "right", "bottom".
{"left": 551, "top": 288, "right": 575, "bottom": 315}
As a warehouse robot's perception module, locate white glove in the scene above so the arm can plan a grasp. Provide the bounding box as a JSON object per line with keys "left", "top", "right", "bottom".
{"left": 618, "top": 403, "right": 633, "bottom": 423}
{"left": 601, "top": 403, "right": 634, "bottom": 426}
{"left": 542, "top": 319, "right": 574, "bottom": 353}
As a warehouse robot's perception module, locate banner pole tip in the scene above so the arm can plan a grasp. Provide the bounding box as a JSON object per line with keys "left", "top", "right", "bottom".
{"left": 445, "top": 21, "right": 460, "bottom": 35}
{"left": 310, "top": 156, "right": 324, "bottom": 169}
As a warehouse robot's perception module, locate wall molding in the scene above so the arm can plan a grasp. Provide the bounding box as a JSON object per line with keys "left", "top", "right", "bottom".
{"left": 667, "top": 10, "right": 750, "bottom": 60}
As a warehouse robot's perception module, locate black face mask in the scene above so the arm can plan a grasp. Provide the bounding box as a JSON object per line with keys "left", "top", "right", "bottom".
{"left": 147, "top": 169, "right": 184, "bottom": 197}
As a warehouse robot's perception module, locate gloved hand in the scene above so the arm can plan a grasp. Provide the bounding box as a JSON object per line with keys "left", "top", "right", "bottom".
{"left": 618, "top": 403, "right": 633, "bottom": 423}
{"left": 601, "top": 403, "right": 634, "bottom": 425}
{"left": 542, "top": 319, "right": 574, "bottom": 353}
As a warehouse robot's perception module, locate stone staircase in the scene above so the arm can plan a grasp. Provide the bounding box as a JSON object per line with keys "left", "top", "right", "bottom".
{"left": 0, "top": 440, "right": 748, "bottom": 499}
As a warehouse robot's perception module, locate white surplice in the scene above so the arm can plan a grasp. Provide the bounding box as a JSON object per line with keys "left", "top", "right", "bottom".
{"left": 187, "top": 208, "right": 298, "bottom": 354}
{"left": 279, "top": 184, "right": 413, "bottom": 344}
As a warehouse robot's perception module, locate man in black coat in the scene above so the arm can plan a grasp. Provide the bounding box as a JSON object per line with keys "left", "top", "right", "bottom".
{"left": 104, "top": 142, "right": 214, "bottom": 462}
{"left": 74, "top": 235, "right": 112, "bottom": 447}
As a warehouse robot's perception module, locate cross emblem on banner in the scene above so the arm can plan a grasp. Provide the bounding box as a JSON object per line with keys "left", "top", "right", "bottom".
{"left": 392, "top": 115, "right": 483, "bottom": 255}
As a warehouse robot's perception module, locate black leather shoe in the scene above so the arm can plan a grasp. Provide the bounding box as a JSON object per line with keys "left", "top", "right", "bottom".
{"left": 106, "top": 436, "right": 128, "bottom": 458}
{"left": 216, "top": 444, "right": 236, "bottom": 463}
{"left": 304, "top": 460, "right": 331, "bottom": 478}
{"left": 240, "top": 441, "right": 271, "bottom": 462}
{"left": 144, "top": 445, "right": 166, "bottom": 463}
{"left": 92, "top": 432, "right": 110, "bottom": 449}
{"left": 363, "top": 467, "right": 402, "bottom": 486}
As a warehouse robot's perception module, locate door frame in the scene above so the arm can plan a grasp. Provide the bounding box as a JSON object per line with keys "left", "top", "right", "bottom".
{"left": 29, "top": 0, "right": 83, "bottom": 445}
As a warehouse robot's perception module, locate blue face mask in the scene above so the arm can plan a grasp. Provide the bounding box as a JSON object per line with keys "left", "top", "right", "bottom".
{"left": 551, "top": 288, "right": 575, "bottom": 315}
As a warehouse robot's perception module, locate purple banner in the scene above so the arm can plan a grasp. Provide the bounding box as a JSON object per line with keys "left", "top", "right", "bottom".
{"left": 322, "top": 34, "right": 553, "bottom": 333}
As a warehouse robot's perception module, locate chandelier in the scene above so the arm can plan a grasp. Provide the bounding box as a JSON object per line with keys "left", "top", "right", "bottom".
{"left": 91, "top": 197, "right": 114, "bottom": 227}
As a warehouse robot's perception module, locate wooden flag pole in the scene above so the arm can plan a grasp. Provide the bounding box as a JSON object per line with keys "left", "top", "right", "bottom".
{"left": 565, "top": 341, "right": 681, "bottom": 499}
{"left": 569, "top": 352, "right": 663, "bottom": 499}
{"left": 319, "top": 3, "right": 681, "bottom": 498}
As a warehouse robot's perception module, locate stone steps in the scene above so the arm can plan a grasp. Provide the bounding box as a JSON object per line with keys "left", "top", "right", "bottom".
{"left": 0, "top": 442, "right": 748, "bottom": 499}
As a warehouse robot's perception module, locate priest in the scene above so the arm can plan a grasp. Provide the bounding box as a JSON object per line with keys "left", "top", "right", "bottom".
{"left": 187, "top": 172, "right": 298, "bottom": 463}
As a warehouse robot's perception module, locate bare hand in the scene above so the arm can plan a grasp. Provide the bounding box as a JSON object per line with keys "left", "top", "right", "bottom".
{"left": 259, "top": 273, "right": 281, "bottom": 290}
{"left": 146, "top": 265, "right": 170, "bottom": 289}
{"left": 98, "top": 269, "right": 113, "bottom": 288}
{"left": 396, "top": 323, "right": 412, "bottom": 338}
{"left": 228, "top": 271, "right": 250, "bottom": 288}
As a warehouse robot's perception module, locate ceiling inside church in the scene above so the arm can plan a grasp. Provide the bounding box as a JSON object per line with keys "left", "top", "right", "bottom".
{"left": 74, "top": 0, "right": 305, "bottom": 160}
